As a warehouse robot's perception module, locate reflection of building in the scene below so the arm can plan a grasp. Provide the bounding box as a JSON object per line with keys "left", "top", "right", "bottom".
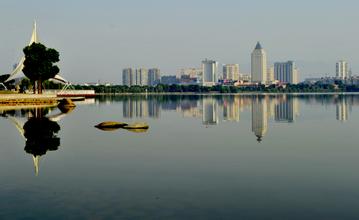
{"left": 202, "top": 98, "right": 219, "bottom": 125}
{"left": 251, "top": 42, "right": 267, "bottom": 84}
{"left": 252, "top": 96, "right": 268, "bottom": 142}
{"left": 274, "top": 61, "right": 299, "bottom": 84}
{"left": 202, "top": 59, "right": 218, "bottom": 86}
{"left": 177, "top": 99, "right": 202, "bottom": 118}
{"left": 275, "top": 97, "right": 299, "bottom": 122}
{"left": 123, "top": 99, "right": 160, "bottom": 118}
{"left": 336, "top": 60, "right": 349, "bottom": 79}
{"left": 223, "top": 96, "right": 240, "bottom": 122}
{"left": 223, "top": 64, "right": 240, "bottom": 81}
{"left": 336, "top": 97, "right": 349, "bottom": 122}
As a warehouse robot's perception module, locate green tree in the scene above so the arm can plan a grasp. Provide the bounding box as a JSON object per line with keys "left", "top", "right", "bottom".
{"left": 22, "top": 43, "right": 60, "bottom": 94}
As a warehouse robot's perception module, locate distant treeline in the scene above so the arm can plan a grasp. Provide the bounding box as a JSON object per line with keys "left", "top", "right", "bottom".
{"left": 5, "top": 77, "right": 359, "bottom": 93}
{"left": 71, "top": 83, "right": 359, "bottom": 93}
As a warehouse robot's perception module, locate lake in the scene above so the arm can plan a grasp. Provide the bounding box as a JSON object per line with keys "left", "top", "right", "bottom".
{"left": 1, "top": 94, "right": 359, "bottom": 220}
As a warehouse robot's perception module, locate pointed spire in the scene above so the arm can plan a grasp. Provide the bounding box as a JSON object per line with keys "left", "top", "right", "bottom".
{"left": 32, "top": 155, "right": 40, "bottom": 176}
{"left": 29, "top": 20, "right": 38, "bottom": 45}
{"left": 255, "top": 41, "right": 263, "bottom": 50}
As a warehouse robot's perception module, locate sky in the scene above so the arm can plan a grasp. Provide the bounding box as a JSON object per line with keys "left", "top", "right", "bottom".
{"left": 0, "top": 0, "right": 358, "bottom": 84}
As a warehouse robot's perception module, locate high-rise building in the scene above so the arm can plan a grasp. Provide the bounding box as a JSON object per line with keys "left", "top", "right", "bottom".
{"left": 274, "top": 61, "right": 299, "bottom": 84}
{"left": 135, "top": 68, "right": 148, "bottom": 86}
{"left": 122, "top": 68, "right": 133, "bottom": 86}
{"left": 251, "top": 42, "right": 267, "bottom": 84}
{"left": 178, "top": 68, "right": 202, "bottom": 79}
{"left": 336, "top": 60, "right": 349, "bottom": 79}
{"left": 148, "top": 68, "right": 161, "bottom": 86}
{"left": 161, "top": 75, "right": 179, "bottom": 85}
{"left": 202, "top": 59, "right": 218, "bottom": 86}
{"left": 223, "top": 64, "right": 240, "bottom": 81}
{"left": 267, "top": 66, "right": 274, "bottom": 83}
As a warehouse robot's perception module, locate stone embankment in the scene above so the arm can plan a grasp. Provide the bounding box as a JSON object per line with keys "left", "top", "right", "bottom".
{"left": 0, "top": 94, "right": 58, "bottom": 106}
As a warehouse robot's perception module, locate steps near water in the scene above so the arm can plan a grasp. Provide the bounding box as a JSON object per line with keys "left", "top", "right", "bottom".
{"left": 44, "top": 89, "right": 96, "bottom": 98}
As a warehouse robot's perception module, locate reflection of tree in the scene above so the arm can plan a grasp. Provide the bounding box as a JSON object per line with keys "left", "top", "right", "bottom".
{"left": 23, "top": 116, "right": 61, "bottom": 175}
{"left": 24, "top": 117, "right": 60, "bottom": 156}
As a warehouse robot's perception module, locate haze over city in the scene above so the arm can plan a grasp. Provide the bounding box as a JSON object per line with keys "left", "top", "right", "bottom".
{"left": 0, "top": 0, "right": 358, "bottom": 83}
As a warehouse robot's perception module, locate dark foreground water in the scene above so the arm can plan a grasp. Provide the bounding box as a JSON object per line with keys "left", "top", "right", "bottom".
{"left": 1, "top": 94, "right": 359, "bottom": 220}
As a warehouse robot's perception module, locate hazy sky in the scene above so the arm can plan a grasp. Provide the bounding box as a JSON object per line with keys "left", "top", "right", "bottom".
{"left": 0, "top": 0, "right": 358, "bottom": 83}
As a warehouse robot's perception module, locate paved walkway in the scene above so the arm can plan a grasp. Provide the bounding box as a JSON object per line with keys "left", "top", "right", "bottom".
{"left": 0, "top": 94, "right": 57, "bottom": 100}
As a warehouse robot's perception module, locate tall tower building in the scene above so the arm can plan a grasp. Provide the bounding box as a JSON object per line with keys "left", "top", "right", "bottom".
{"left": 223, "top": 64, "right": 240, "bottom": 81}
{"left": 336, "top": 60, "right": 349, "bottom": 79}
{"left": 122, "top": 68, "right": 134, "bottom": 86}
{"left": 267, "top": 66, "right": 274, "bottom": 83}
{"left": 148, "top": 68, "right": 161, "bottom": 86}
{"left": 274, "top": 61, "right": 299, "bottom": 84}
{"left": 251, "top": 42, "right": 267, "bottom": 84}
{"left": 202, "top": 59, "right": 218, "bottom": 86}
{"left": 136, "top": 68, "right": 149, "bottom": 86}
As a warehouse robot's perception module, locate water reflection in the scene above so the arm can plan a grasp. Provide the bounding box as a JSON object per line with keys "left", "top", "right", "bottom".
{"left": 252, "top": 96, "right": 268, "bottom": 142}
{"left": 335, "top": 95, "right": 351, "bottom": 122}
{"left": 23, "top": 112, "right": 61, "bottom": 176}
{"left": 97, "top": 94, "right": 359, "bottom": 141}
{"left": 0, "top": 107, "right": 74, "bottom": 175}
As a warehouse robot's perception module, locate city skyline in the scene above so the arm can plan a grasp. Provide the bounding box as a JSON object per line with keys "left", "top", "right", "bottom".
{"left": 0, "top": 0, "right": 358, "bottom": 84}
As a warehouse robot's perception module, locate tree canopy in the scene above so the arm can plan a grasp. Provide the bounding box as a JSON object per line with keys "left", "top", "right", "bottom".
{"left": 22, "top": 43, "right": 60, "bottom": 93}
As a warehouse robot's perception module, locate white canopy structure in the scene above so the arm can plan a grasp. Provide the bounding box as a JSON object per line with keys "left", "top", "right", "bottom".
{"left": 5, "top": 21, "right": 69, "bottom": 85}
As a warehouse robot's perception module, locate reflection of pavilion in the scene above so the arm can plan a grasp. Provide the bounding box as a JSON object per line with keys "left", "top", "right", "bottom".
{"left": 202, "top": 98, "right": 219, "bottom": 125}
{"left": 1, "top": 107, "right": 67, "bottom": 176}
{"left": 274, "top": 96, "right": 299, "bottom": 123}
{"left": 252, "top": 96, "right": 268, "bottom": 142}
{"left": 336, "top": 96, "right": 350, "bottom": 122}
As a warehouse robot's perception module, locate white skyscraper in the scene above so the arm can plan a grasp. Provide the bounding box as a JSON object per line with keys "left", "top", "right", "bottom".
{"left": 136, "top": 68, "right": 149, "bottom": 86}
{"left": 267, "top": 66, "right": 274, "bottom": 83}
{"left": 274, "top": 61, "right": 299, "bottom": 84}
{"left": 223, "top": 64, "right": 240, "bottom": 81}
{"left": 336, "top": 60, "right": 349, "bottom": 79}
{"left": 251, "top": 42, "right": 267, "bottom": 84}
{"left": 202, "top": 59, "right": 218, "bottom": 86}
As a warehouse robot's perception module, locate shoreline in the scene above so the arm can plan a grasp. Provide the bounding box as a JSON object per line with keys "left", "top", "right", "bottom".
{"left": 95, "top": 92, "right": 359, "bottom": 96}
{"left": 0, "top": 94, "right": 58, "bottom": 105}
{"left": 0, "top": 94, "right": 84, "bottom": 106}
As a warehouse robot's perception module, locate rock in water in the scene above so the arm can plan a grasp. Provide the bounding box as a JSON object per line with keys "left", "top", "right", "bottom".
{"left": 95, "top": 121, "right": 128, "bottom": 131}
{"left": 58, "top": 98, "right": 76, "bottom": 113}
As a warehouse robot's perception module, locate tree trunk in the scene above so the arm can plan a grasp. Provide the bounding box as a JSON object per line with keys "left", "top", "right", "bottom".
{"left": 38, "top": 79, "right": 42, "bottom": 94}
{"left": 33, "top": 81, "right": 36, "bottom": 94}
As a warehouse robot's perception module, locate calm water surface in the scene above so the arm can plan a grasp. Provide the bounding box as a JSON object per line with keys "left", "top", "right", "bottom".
{"left": 1, "top": 94, "right": 359, "bottom": 220}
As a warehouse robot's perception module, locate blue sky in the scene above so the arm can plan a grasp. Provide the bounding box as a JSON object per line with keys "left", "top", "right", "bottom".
{"left": 0, "top": 0, "right": 358, "bottom": 83}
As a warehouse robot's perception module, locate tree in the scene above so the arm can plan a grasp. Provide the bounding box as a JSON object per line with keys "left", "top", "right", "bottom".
{"left": 22, "top": 43, "right": 60, "bottom": 94}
